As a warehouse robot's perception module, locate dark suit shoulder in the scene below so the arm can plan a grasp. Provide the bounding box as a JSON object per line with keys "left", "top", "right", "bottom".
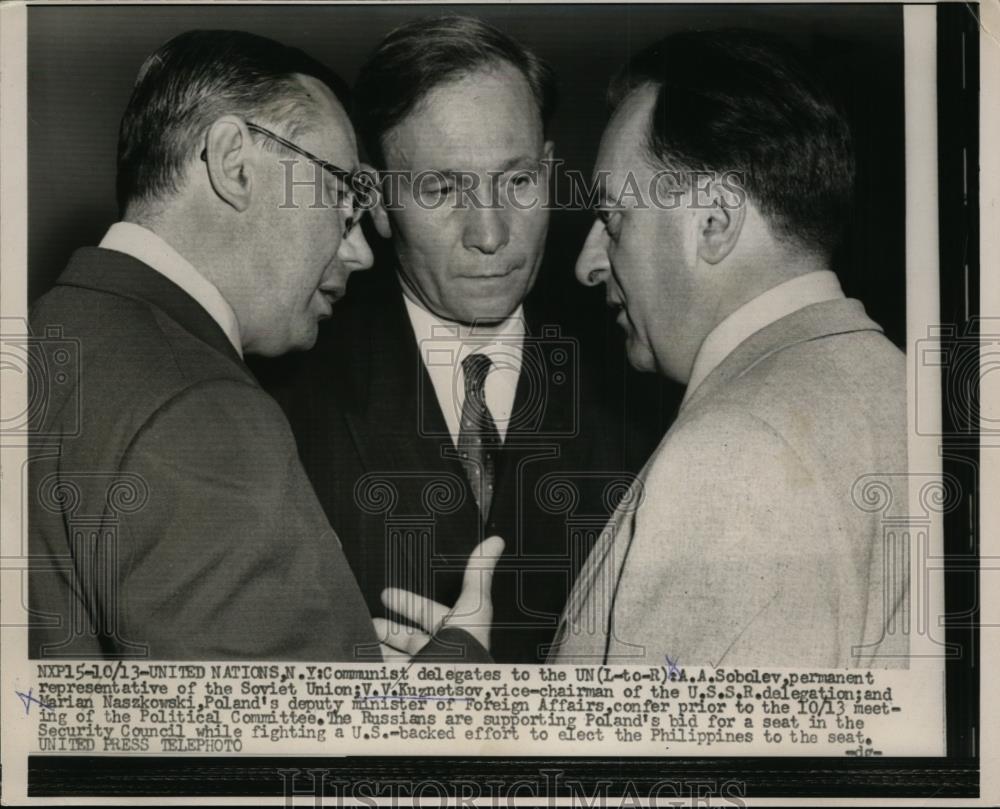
{"left": 30, "top": 279, "right": 258, "bottom": 480}
{"left": 33, "top": 282, "right": 248, "bottom": 411}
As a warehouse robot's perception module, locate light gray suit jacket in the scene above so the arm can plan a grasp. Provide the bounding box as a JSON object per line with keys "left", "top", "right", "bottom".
{"left": 549, "top": 298, "right": 910, "bottom": 668}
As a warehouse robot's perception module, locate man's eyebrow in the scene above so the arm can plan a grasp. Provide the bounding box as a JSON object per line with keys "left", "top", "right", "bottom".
{"left": 497, "top": 155, "right": 541, "bottom": 172}
{"left": 431, "top": 156, "right": 541, "bottom": 177}
{"left": 593, "top": 189, "right": 614, "bottom": 210}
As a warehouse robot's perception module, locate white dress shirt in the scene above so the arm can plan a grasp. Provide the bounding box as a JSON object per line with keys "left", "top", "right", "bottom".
{"left": 683, "top": 270, "right": 845, "bottom": 405}
{"left": 99, "top": 222, "right": 243, "bottom": 357}
{"left": 402, "top": 291, "right": 525, "bottom": 444}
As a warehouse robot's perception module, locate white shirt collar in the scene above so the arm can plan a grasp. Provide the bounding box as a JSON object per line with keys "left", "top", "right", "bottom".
{"left": 99, "top": 222, "right": 243, "bottom": 358}
{"left": 402, "top": 288, "right": 526, "bottom": 443}
{"left": 683, "top": 270, "right": 845, "bottom": 406}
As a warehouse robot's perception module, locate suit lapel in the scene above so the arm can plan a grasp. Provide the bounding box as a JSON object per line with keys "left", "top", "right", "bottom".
{"left": 340, "top": 274, "right": 479, "bottom": 576}
{"left": 491, "top": 308, "right": 574, "bottom": 518}
{"left": 513, "top": 306, "right": 576, "bottom": 434}
{"left": 342, "top": 274, "right": 462, "bottom": 471}
{"left": 550, "top": 457, "right": 650, "bottom": 661}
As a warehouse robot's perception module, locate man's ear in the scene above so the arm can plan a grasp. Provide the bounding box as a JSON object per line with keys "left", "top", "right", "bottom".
{"left": 370, "top": 170, "right": 393, "bottom": 239}
{"left": 696, "top": 180, "right": 746, "bottom": 265}
{"left": 539, "top": 140, "right": 556, "bottom": 183}
{"left": 204, "top": 116, "right": 253, "bottom": 213}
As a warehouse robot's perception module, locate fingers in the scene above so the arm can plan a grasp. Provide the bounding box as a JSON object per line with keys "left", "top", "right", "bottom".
{"left": 380, "top": 588, "right": 450, "bottom": 637}
{"left": 378, "top": 536, "right": 506, "bottom": 657}
{"left": 372, "top": 616, "right": 431, "bottom": 657}
{"left": 443, "top": 535, "right": 505, "bottom": 650}
{"left": 453, "top": 535, "right": 505, "bottom": 617}
{"left": 476, "top": 534, "right": 506, "bottom": 575}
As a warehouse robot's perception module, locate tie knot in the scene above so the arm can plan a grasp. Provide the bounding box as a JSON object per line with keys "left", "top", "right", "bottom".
{"left": 462, "top": 352, "right": 493, "bottom": 397}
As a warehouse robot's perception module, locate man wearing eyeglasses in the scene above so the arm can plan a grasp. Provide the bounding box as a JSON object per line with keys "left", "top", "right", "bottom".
{"left": 28, "top": 30, "right": 500, "bottom": 661}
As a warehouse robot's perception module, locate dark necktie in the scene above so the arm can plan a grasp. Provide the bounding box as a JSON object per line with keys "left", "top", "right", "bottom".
{"left": 458, "top": 352, "right": 500, "bottom": 520}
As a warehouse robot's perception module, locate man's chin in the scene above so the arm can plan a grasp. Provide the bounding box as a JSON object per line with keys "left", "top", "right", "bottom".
{"left": 272, "top": 325, "right": 319, "bottom": 356}
{"left": 448, "top": 299, "right": 523, "bottom": 327}
{"left": 625, "top": 342, "right": 657, "bottom": 374}
{"left": 297, "top": 327, "right": 320, "bottom": 352}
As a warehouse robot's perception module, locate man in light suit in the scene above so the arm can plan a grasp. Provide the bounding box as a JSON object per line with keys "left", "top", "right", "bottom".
{"left": 551, "top": 30, "right": 909, "bottom": 668}
{"left": 28, "top": 30, "right": 499, "bottom": 661}
{"left": 258, "top": 16, "right": 639, "bottom": 664}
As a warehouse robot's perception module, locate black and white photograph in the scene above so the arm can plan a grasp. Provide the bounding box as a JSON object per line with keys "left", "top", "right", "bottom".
{"left": 0, "top": 1, "right": 993, "bottom": 805}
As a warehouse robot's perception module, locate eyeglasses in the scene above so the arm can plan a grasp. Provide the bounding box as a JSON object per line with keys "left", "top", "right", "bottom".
{"left": 200, "top": 121, "right": 379, "bottom": 237}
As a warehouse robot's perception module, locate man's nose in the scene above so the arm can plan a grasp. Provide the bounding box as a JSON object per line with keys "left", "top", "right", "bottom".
{"left": 575, "top": 218, "right": 611, "bottom": 287}
{"left": 462, "top": 203, "right": 510, "bottom": 255}
{"left": 339, "top": 222, "right": 374, "bottom": 271}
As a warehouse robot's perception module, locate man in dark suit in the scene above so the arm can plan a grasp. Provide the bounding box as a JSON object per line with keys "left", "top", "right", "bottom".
{"left": 258, "top": 17, "right": 635, "bottom": 663}
{"left": 28, "top": 30, "right": 499, "bottom": 661}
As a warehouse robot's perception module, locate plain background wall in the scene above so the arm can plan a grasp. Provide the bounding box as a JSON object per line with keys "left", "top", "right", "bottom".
{"left": 27, "top": 4, "right": 905, "bottom": 441}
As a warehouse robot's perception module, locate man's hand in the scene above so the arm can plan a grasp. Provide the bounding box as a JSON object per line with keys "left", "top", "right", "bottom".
{"left": 373, "top": 535, "right": 504, "bottom": 659}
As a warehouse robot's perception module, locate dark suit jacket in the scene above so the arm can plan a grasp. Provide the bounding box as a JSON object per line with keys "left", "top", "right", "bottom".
{"left": 255, "top": 268, "right": 636, "bottom": 663}
{"left": 28, "top": 248, "right": 486, "bottom": 662}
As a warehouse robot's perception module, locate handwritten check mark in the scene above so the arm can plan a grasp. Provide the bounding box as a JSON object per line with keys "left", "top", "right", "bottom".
{"left": 15, "top": 688, "right": 54, "bottom": 715}
{"left": 664, "top": 655, "right": 681, "bottom": 678}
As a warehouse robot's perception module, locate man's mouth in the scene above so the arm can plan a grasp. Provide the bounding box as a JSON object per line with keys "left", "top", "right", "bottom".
{"left": 317, "top": 287, "right": 343, "bottom": 316}
{"left": 459, "top": 263, "right": 521, "bottom": 280}
{"left": 607, "top": 297, "right": 629, "bottom": 328}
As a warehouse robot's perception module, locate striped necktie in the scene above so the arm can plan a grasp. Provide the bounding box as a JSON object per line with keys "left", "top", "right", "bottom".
{"left": 458, "top": 353, "right": 500, "bottom": 519}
